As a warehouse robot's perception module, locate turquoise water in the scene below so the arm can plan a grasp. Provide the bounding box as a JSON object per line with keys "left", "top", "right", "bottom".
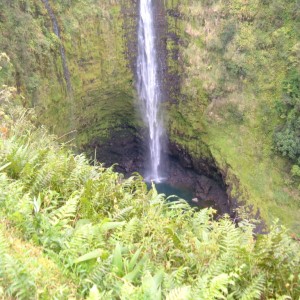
{"left": 150, "top": 182, "right": 215, "bottom": 209}
{"left": 155, "top": 182, "right": 193, "bottom": 201}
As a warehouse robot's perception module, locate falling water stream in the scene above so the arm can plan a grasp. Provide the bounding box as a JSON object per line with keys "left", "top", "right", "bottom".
{"left": 137, "top": 0, "right": 164, "bottom": 182}
{"left": 41, "top": 0, "right": 72, "bottom": 93}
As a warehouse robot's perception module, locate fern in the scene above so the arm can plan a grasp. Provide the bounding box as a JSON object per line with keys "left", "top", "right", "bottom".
{"left": 0, "top": 230, "right": 36, "bottom": 299}
{"left": 121, "top": 217, "right": 141, "bottom": 243}
{"left": 62, "top": 223, "right": 97, "bottom": 259}
{"left": 174, "top": 268, "right": 187, "bottom": 285}
{"left": 239, "top": 274, "right": 266, "bottom": 300}
{"left": 112, "top": 205, "right": 134, "bottom": 221}
{"left": 86, "top": 261, "right": 108, "bottom": 293}
{"left": 195, "top": 273, "right": 232, "bottom": 300}
{"left": 30, "top": 162, "right": 54, "bottom": 195}
{"left": 49, "top": 193, "right": 79, "bottom": 229}
{"left": 0, "top": 95, "right": 299, "bottom": 299}
{"left": 166, "top": 286, "right": 191, "bottom": 300}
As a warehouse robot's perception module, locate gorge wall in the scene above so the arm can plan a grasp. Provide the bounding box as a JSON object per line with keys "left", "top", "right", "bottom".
{"left": 0, "top": 0, "right": 299, "bottom": 231}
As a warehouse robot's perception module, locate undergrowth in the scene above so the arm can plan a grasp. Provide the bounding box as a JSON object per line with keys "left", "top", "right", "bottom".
{"left": 0, "top": 87, "right": 299, "bottom": 299}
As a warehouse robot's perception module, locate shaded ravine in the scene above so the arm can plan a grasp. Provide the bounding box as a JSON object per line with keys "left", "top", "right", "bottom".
{"left": 80, "top": 0, "right": 264, "bottom": 232}
{"left": 88, "top": 130, "right": 233, "bottom": 216}
{"left": 41, "top": 0, "right": 72, "bottom": 93}
{"left": 90, "top": 0, "right": 233, "bottom": 215}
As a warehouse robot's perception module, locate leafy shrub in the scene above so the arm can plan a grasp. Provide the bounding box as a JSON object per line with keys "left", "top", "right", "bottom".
{"left": 0, "top": 87, "right": 299, "bottom": 299}
{"left": 274, "top": 69, "right": 300, "bottom": 165}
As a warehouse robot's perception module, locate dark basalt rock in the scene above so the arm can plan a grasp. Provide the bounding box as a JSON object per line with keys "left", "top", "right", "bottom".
{"left": 85, "top": 127, "right": 146, "bottom": 175}
{"left": 86, "top": 130, "right": 233, "bottom": 216}
{"left": 166, "top": 142, "right": 233, "bottom": 215}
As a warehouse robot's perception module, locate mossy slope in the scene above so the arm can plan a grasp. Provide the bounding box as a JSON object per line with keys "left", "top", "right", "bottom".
{"left": 165, "top": 0, "right": 300, "bottom": 231}
{"left": 0, "top": 0, "right": 138, "bottom": 146}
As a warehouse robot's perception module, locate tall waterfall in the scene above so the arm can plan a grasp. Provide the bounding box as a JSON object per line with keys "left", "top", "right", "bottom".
{"left": 137, "top": 0, "right": 164, "bottom": 182}
{"left": 41, "top": 0, "right": 72, "bottom": 93}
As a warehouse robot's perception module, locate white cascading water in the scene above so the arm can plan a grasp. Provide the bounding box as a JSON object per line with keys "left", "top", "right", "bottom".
{"left": 137, "top": 0, "right": 164, "bottom": 182}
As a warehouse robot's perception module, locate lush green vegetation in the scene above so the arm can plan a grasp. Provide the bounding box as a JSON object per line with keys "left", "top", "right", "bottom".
{"left": 166, "top": 0, "right": 300, "bottom": 231}
{"left": 1, "top": 1, "right": 300, "bottom": 296}
{"left": 1, "top": 84, "right": 300, "bottom": 299}
{"left": 274, "top": 69, "right": 300, "bottom": 181}
{"left": 1, "top": 0, "right": 299, "bottom": 231}
{"left": 0, "top": 0, "right": 138, "bottom": 146}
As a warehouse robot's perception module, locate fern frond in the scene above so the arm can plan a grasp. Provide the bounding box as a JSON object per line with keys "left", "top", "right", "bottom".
{"left": 121, "top": 217, "right": 141, "bottom": 243}
{"left": 195, "top": 273, "right": 231, "bottom": 300}
{"left": 50, "top": 194, "right": 78, "bottom": 228}
{"left": 112, "top": 205, "right": 133, "bottom": 221}
{"left": 87, "top": 262, "right": 107, "bottom": 288}
{"left": 166, "top": 286, "right": 191, "bottom": 300}
{"left": 30, "top": 163, "right": 53, "bottom": 195}
{"left": 239, "top": 274, "right": 266, "bottom": 300}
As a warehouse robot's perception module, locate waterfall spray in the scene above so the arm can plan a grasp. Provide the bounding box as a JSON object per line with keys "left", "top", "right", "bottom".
{"left": 137, "top": 0, "right": 164, "bottom": 182}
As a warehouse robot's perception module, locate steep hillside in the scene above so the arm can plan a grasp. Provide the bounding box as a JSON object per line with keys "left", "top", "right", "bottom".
{"left": 0, "top": 0, "right": 139, "bottom": 145}
{"left": 165, "top": 0, "right": 300, "bottom": 231}
{"left": 0, "top": 0, "right": 299, "bottom": 231}
{"left": 0, "top": 84, "right": 299, "bottom": 299}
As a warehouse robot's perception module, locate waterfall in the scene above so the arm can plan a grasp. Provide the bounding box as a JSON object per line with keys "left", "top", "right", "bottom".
{"left": 137, "top": 0, "right": 164, "bottom": 182}
{"left": 41, "top": 0, "right": 72, "bottom": 93}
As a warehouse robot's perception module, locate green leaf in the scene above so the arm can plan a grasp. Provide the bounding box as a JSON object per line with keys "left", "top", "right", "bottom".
{"left": 128, "top": 247, "right": 142, "bottom": 271}
{"left": 112, "top": 243, "right": 124, "bottom": 276}
{"left": 100, "top": 221, "right": 126, "bottom": 232}
{"left": 0, "top": 162, "right": 11, "bottom": 172}
{"left": 74, "top": 249, "right": 104, "bottom": 264}
{"left": 165, "top": 227, "right": 183, "bottom": 250}
{"left": 124, "top": 252, "right": 147, "bottom": 282}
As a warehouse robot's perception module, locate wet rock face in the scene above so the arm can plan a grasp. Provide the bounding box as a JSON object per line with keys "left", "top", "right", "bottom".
{"left": 167, "top": 142, "right": 234, "bottom": 215}
{"left": 110, "top": 0, "right": 234, "bottom": 215}
{"left": 168, "top": 141, "right": 225, "bottom": 182}
{"left": 86, "top": 127, "right": 146, "bottom": 175}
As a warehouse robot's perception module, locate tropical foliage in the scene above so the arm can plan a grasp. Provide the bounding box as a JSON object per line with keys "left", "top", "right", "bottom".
{"left": 274, "top": 68, "right": 300, "bottom": 185}
{"left": 0, "top": 86, "right": 299, "bottom": 299}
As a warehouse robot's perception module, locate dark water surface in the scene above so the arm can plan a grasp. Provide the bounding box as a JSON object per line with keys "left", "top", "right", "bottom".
{"left": 150, "top": 182, "right": 216, "bottom": 210}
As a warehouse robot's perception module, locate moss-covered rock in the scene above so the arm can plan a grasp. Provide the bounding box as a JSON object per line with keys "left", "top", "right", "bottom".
{"left": 164, "top": 0, "right": 300, "bottom": 231}
{"left": 0, "top": 0, "right": 139, "bottom": 146}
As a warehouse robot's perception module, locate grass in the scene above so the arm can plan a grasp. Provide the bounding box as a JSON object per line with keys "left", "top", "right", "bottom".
{"left": 0, "top": 221, "right": 77, "bottom": 299}
{"left": 204, "top": 121, "right": 300, "bottom": 233}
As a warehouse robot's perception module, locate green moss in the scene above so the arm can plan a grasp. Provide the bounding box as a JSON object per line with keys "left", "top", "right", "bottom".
{"left": 0, "top": 0, "right": 138, "bottom": 147}
{"left": 166, "top": 0, "right": 300, "bottom": 232}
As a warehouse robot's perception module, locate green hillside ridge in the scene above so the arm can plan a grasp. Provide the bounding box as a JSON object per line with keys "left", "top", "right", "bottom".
{"left": 166, "top": 0, "right": 300, "bottom": 231}
{"left": 0, "top": 0, "right": 139, "bottom": 146}
{"left": 0, "top": 84, "right": 299, "bottom": 299}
